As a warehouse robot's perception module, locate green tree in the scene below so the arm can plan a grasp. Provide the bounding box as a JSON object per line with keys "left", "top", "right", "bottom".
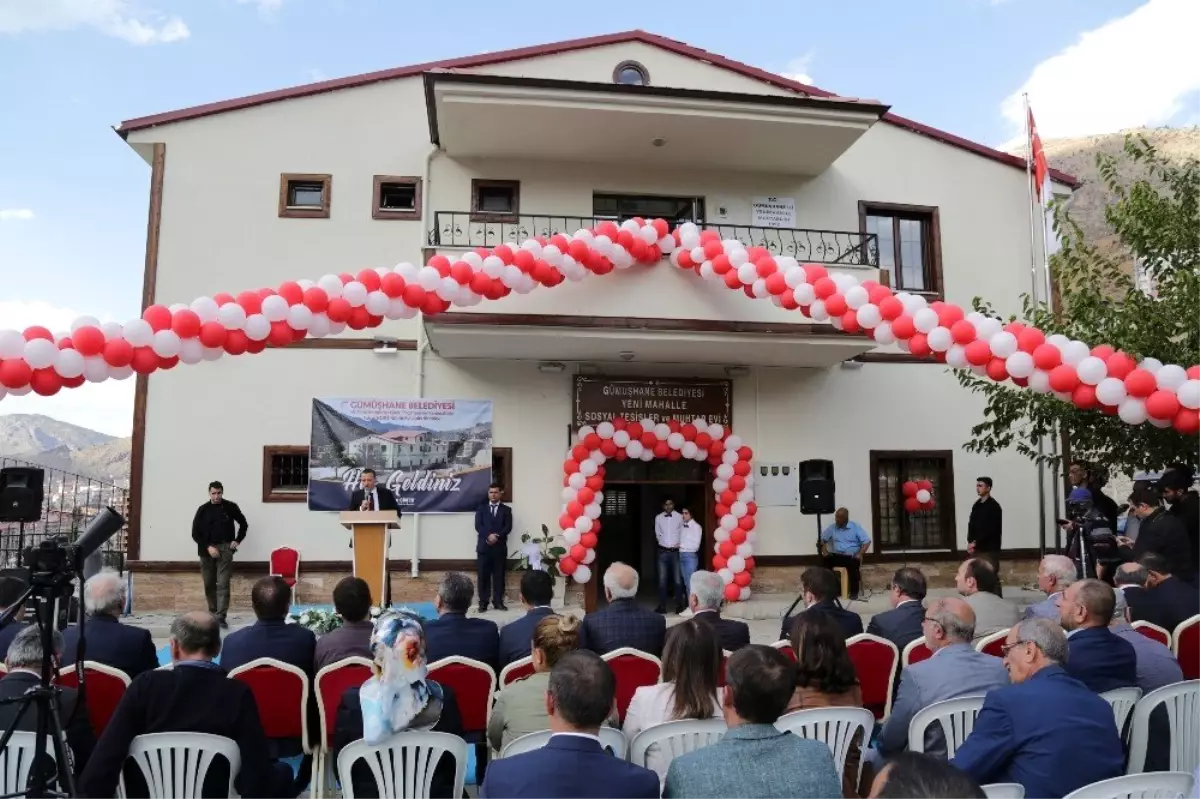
{"left": 957, "top": 135, "right": 1199, "bottom": 475}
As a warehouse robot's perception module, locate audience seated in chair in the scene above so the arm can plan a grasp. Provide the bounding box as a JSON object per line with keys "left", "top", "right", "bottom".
{"left": 314, "top": 576, "right": 374, "bottom": 672}
{"left": 951, "top": 618, "right": 1124, "bottom": 799}
{"left": 866, "top": 567, "right": 927, "bottom": 653}
{"left": 1131, "top": 552, "right": 1200, "bottom": 635}
{"left": 221, "top": 575, "right": 316, "bottom": 678}
{"left": 581, "top": 563, "right": 666, "bottom": 657}
{"left": 78, "top": 611, "right": 300, "bottom": 798}
{"left": 481, "top": 651, "right": 659, "bottom": 799}
{"left": 779, "top": 567, "right": 864, "bottom": 642}
{"left": 424, "top": 572, "right": 500, "bottom": 672}
{"left": 0, "top": 575, "right": 30, "bottom": 658}
{"left": 333, "top": 610, "right": 465, "bottom": 799}
{"left": 498, "top": 570, "right": 558, "bottom": 669}
{"left": 62, "top": 571, "right": 158, "bottom": 682}
{"left": 1109, "top": 588, "right": 1183, "bottom": 694}
{"left": 489, "top": 614, "right": 586, "bottom": 753}
{"left": 877, "top": 597, "right": 1008, "bottom": 761}
{"left": 955, "top": 558, "right": 1020, "bottom": 642}
{"left": 686, "top": 570, "right": 750, "bottom": 652}
{"left": 0, "top": 625, "right": 95, "bottom": 785}
{"left": 1024, "top": 555, "right": 1077, "bottom": 621}
{"left": 867, "top": 752, "right": 985, "bottom": 799}
{"left": 1059, "top": 579, "right": 1137, "bottom": 693}
{"left": 623, "top": 618, "right": 723, "bottom": 779}
{"left": 1114, "top": 562, "right": 1151, "bottom": 619}
{"left": 663, "top": 644, "right": 841, "bottom": 799}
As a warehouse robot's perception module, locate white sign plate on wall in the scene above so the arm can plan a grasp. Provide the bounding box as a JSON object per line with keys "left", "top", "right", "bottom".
{"left": 755, "top": 462, "right": 800, "bottom": 507}
{"left": 751, "top": 197, "right": 796, "bottom": 228}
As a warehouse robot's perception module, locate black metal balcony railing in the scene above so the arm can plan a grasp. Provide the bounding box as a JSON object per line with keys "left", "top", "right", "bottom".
{"left": 429, "top": 212, "right": 878, "bottom": 267}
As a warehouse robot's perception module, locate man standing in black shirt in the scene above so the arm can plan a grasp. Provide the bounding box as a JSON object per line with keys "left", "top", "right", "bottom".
{"left": 191, "top": 480, "right": 248, "bottom": 628}
{"left": 1162, "top": 465, "right": 1198, "bottom": 583}
{"left": 968, "top": 477, "right": 1003, "bottom": 570}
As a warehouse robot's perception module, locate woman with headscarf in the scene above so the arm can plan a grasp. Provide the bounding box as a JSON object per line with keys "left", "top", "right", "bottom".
{"left": 333, "top": 610, "right": 465, "bottom": 798}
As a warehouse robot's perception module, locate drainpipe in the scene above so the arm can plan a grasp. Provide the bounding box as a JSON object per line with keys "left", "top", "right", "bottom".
{"left": 410, "top": 145, "right": 440, "bottom": 578}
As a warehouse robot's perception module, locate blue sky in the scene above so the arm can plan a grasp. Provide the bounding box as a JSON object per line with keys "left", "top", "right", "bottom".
{"left": 1, "top": 0, "right": 1196, "bottom": 436}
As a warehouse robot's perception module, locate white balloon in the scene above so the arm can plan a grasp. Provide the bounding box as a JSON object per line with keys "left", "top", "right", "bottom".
{"left": 109, "top": 365, "right": 134, "bottom": 380}
{"left": 640, "top": 449, "right": 654, "bottom": 461}
{"left": 730, "top": 501, "right": 748, "bottom": 518}
{"left": 626, "top": 440, "right": 644, "bottom": 458}
{"left": 187, "top": 298, "right": 217, "bottom": 323}
{"left": 714, "top": 527, "right": 731, "bottom": 542}
{"left": 915, "top": 489, "right": 932, "bottom": 503}
{"left": 1177, "top": 380, "right": 1200, "bottom": 410}
{"left": 1029, "top": 370, "right": 1052, "bottom": 393}
{"left": 574, "top": 515, "right": 593, "bottom": 533}
{"left": 0, "top": 330, "right": 24, "bottom": 359}
{"left": 122, "top": 319, "right": 154, "bottom": 347}
{"left": 561, "top": 487, "right": 577, "bottom": 503}
{"left": 873, "top": 322, "right": 896, "bottom": 346}
{"left": 856, "top": 304, "right": 882, "bottom": 329}
{"left": 151, "top": 330, "right": 181, "bottom": 358}
{"left": 716, "top": 463, "right": 734, "bottom": 480}
{"left": 735, "top": 543, "right": 753, "bottom": 558}
{"left": 338, "top": 281, "right": 365, "bottom": 307}
{"left": 793, "top": 283, "right": 816, "bottom": 305}
{"left": 414, "top": 267, "right": 439, "bottom": 292}
{"left": 588, "top": 449, "right": 606, "bottom": 465}
{"left": 567, "top": 472, "right": 586, "bottom": 489}
{"left": 707, "top": 424, "right": 724, "bottom": 440}
{"left": 54, "top": 348, "right": 85, "bottom": 378}
{"left": 82, "top": 357, "right": 108, "bottom": 382}
{"left": 727, "top": 555, "right": 746, "bottom": 573}
{"left": 318, "top": 275, "right": 344, "bottom": 297}
{"left": 667, "top": 432, "right": 685, "bottom": 450}
{"left": 572, "top": 564, "right": 592, "bottom": 584}
{"left": 989, "top": 331, "right": 1018, "bottom": 359}
{"left": 308, "top": 313, "right": 332, "bottom": 337}
{"left": 1149, "top": 416, "right": 1173, "bottom": 428}
{"left": 178, "top": 339, "right": 204, "bottom": 364}
{"left": 501, "top": 265, "right": 523, "bottom": 289}
{"left": 217, "top": 303, "right": 246, "bottom": 330}
{"left": 1047, "top": 334, "right": 1070, "bottom": 350}
{"left": 725, "top": 434, "right": 743, "bottom": 450}
{"left": 1060, "top": 340, "right": 1090, "bottom": 367}
{"left": 596, "top": 421, "right": 615, "bottom": 439}
{"left": 844, "top": 286, "right": 869, "bottom": 310}
{"left": 975, "top": 317, "right": 1002, "bottom": 340}
{"left": 366, "top": 290, "right": 392, "bottom": 316}
{"left": 101, "top": 321, "right": 124, "bottom": 341}
{"left": 722, "top": 450, "right": 739, "bottom": 465}
{"left": 681, "top": 441, "right": 698, "bottom": 459}
{"left": 784, "top": 266, "right": 806, "bottom": 288}
{"left": 562, "top": 527, "right": 582, "bottom": 546}
{"left": 482, "top": 256, "right": 505, "bottom": 278}
{"left": 582, "top": 549, "right": 596, "bottom": 565}
{"left": 287, "top": 304, "right": 314, "bottom": 330}
{"left": 244, "top": 314, "right": 270, "bottom": 341}
{"left": 913, "top": 308, "right": 939, "bottom": 333}
{"left": 945, "top": 344, "right": 968, "bottom": 368}
{"left": 261, "top": 294, "right": 289, "bottom": 322}
{"left": 718, "top": 568, "right": 734, "bottom": 585}
{"left": 712, "top": 478, "right": 729, "bottom": 493}
{"left": 584, "top": 503, "right": 602, "bottom": 519}
{"left": 735, "top": 263, "right": 756, "bottom": 285}
{"left": 809, "top": 300, "right": 828, "bottom": 322}
{"left": 720, "top": 515, "right": 738, "bottom": 531}
{"left": 927, "top": 326, "right": 953, "bottom": 352}
{"left": 1118, "top": 397, "right": 1148, "bottom": 425}
{"left": 67, "top": 315, "right": 99, "bottom": 333}
{"left": 578, "top": 425, "right": 596, "bottom": 439}
{"left": 1006, "top": 351, "right": 1035, "bottom": 379}
{"left": 728, "top": 247, "right": 748, "bottom": 267}
{"left": 1076, "top": 356, "right": 1107, "bottom": 386}
{"left": 653, "top": 423, "right": 670, "bottom": 441}
{"left": 23, "top": 339, "right": 57, "bottom": 369}
{"left": 737, "top": 587, "right": 750, "bottom": 601}
{"left": 613, "top": 430, "right": 631, "bottom": 447}
{"left": 202, "top": 347, "right": 223, "bottom": 361}
{"left": 579, "top": 459, "right": 598, "bottom": 476}
{"left": 1139, "top": 357, "right": 1163, "bottom": 373}
{"left": 1155, "top": 364, "right": 1188, "bottom": 392}
{"left": 1096, "top": 377, "right": 1128, "bottom": 406}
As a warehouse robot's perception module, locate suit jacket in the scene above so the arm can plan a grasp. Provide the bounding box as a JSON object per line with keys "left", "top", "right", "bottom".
{"left": 952, "top": 665, "right": 1124, "bottom": 798}
{"left": 878, "top": 642, "right": 1010, "bottom": 758}
{"left": 865, "top": 600, "right": 925, "bottom": 651}
{"left": 663, "top": 723, "right": 842, "bottom": 799}
{"left": 780, "top": 599, "right": 864, "bottom": 642}
{"left": 220, "top": 618, "right": 317, "bottom": 677}
{"left": 314, "top": 620, "right": 374, "bottom": 673}
{"left": 1169, "top": 491, "right": 1199, "bottom": 574}
{"left": 474, "top": 502, "right": 513, "bottom": 555}
{"left": 1022, "top": 593, "right": 1063, "bottom": 621}
{"left": 498, "top": 607, "right": 555, "bottom": 668}
{"left": 1112, "top": 623, "right": 1185, "bottom": 694}
{"left": 425, "top": 612, "right": 501, "bottom": 673}
{"left": 690, "top": 609, "right": 751, "bottom": 652}
{"left": 62, "top": 614, "right": 159, "bottom": 682}
{"left": 581, "top": 598, "right": 666, "bottom": 657}
{"left": 483, "top": 734, "right": 659, "bottom": 798}
{"left": 968, "top": 496, "right": 1003, "bottom": 553}
{"left": 78, "top": 663, "right": 282, "bottom": 798}
{"left": 348, "top": 487, "right": 399, "bottom": 512}
{"left": 0, "top": 670, "right": 95, "bottom": 779}
{"left": 1065, "top": 626, "right": 1138, "bottom": 693}
{"left": 964, "top": 591, "right": 1020, "bottom": 641}
{"left": 1128, "top": 508, "right": 1193, "bottom": 577}
{"left": 1132, "top": 577, "right": 1200, "bottom": 635}
{"left": 0, "top": 619, "right": 29, "bottom": 659}
{"left": 1119, "top": 585, "right": 1150, "bottom": 620}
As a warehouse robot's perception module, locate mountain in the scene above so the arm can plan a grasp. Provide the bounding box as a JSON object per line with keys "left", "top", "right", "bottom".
{"left": 0, "top": 414, "right": 131, "bottom": 485}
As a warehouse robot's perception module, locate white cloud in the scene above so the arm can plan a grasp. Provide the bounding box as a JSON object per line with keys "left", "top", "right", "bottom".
{"left": 0, "top": 0, "right": 189, "bottom": 45}
{"left": 1001, "top": 0, "right": 1200, "bottom": 142}
{"left": 0, "top": 209, "right": 34, "bottom": 222}
{"left": 780, "top": 52, "right": 816, "bottom": 87}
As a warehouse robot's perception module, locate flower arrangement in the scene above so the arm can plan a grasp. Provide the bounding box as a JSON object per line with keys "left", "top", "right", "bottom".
{"left": 511, "top": 524, "right": 567, "bottom": 581}
{"left": 286, "top": 605, "right": 385, "bottom": 634}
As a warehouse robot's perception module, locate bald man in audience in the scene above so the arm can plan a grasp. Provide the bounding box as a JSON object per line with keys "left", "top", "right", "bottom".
{"left": 580, "top": 563, "right": 665, "bottom": 656}
{"left": 1024, "top": 555, "right": 1077, "bottom": 621}
{"left": 1059, "top": 579, "right": 1137, "bottom": 693}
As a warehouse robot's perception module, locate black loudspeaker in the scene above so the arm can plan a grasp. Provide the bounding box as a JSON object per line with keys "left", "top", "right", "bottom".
{"left": 0, "top": 466, "right": 45, "bottom": 523}
{"left": 799, "top": 459, "right": 835, "bottom": 515}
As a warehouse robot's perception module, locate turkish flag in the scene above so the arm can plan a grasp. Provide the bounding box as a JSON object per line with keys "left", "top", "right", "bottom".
{"left": 1028, "top": 107, "right": 1049, "bottom": 200}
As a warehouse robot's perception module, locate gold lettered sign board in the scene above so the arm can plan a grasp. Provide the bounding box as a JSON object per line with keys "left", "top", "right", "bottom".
{"left": 573, "top": 376, "right": 732, "bottom": 428}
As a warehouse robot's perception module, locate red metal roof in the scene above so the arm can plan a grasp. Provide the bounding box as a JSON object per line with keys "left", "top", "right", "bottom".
{"left": 116, "top": 29, "right": 1079, "bottom": 188}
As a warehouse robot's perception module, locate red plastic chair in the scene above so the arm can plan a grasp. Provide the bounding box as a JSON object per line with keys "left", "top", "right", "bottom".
{"left": 846, "top": 633, "right": 900, "bottom": 721}
{"left": 428, "top": 656, "right": 498, "bottom": 736}
{"left": 600, "top": 648, "right": 662, "bottom": 724}
{"left": 498, "top": 656, "right": 535, "bottom": 688}
{"left": 313, "top": 656, "right": 373, "bottom": 797}
{"left": 902, "top": 639, "right": 933, "bottom": 668}
{"left": 770, "top": 639, "right": 798, "bottom": 662}
{"left": 270, "top": 547, "right": 301, "bottom": 602}
{"left": 975, "top": 629, "right": 1011, "bottom": 659}
{"left": 227, "top": 657, "right": 311, "bottom": 753}
{"left": 1172, "top": 614, "right": 1200, "bottom": 680}
{"left": 57, "top": 661, "right": 130, "bottom": 737}
{"left": 1132, "top": 620, "right": 1172, "bottom": 649}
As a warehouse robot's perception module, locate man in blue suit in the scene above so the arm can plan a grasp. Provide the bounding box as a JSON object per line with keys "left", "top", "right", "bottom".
{"left": 481, "top": 650, "right": 659, "bottom": 799}
{"left": 779, "top": 567, "right": 863, "bottom": 641}
{"left": 1023, "top": 554, "right": 1077, "bottom": 621}
{"left": 952, "top": 618, "right": 1124, "bottom": 798}
{"left": 1059, "top": 579, "right": 1137, "bottom": 693}
{"left": 220, "top": 576, "right": 316, "bottom": 677}
{"left": 499, "top": 570, "right": 556, "bottom": 668}
{"left": 62, "top": 571, "right": 158, "bottom": 680}
{"left": 866, "top": 567, "right": 927, "bottom": 652}
{"left": 475, "top": 483, "right": 513, "bottom": 612}
{"left": 424, "top": 572, "right": 500, "bottom": 672}
{"left": 580, "top": 563, "right": 665, "bottom": 657}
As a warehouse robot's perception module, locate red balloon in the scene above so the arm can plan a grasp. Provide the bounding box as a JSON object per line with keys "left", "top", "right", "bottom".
{"left": 1106, "top": 352, "right": 1136, "bottom": 380}
{"left": 1174, "top": 409, "right": 1200, "bottom": 435}
{"left": 580, "top": 532, "right": 598, "bottom": 549}
{"left": 347, "top": 307, "right": 371, "bottom": 330}
{"left": 577, "top": 487, "right": 595, "bottom": 505}
{"left": 158, "top": 355, "right": 180, "bottom": 370}
{"left": 223, "top": 330, "right": 249, "bottom": 355}
{"left": 23, "top": 326, "right": 53, "bottom": 342}
{"left": 709, "top": 440, "right": 726, "bottom": 456}
{"left": 824, "top": 294, "right": 848, "bottom": 317}
{"left": 1188, "top": 366, "right": 1200, "bottom": 379}
{"left": 718, "top": 541, "right": 736, "bottom": 558}
{"left": 356, "top": 269, "right": 382, "bottom": 292}
{"left": 755, "top": 256, "right": 777, "bottom": 277}
{"left": 302, "top": 287, "right": 329, "bottom": 313}
{"left": 917, "top": 479, "right": 933, "bottom": 491}
{"left": 140, "top": 304, "right": 170, "bottom": 332}
{"left": 564, "top": 459, "right": 580, "bottom": 475}
{"left": 236, "top": 291, "right": 262, "bottom": 315}
{"left": 733, "top": 461, "right": 751, "bottom": 477}
{"left": 712, "top": 554, "right": 728, "bottom": 570}
{"left": 986, "top": 358, "right": 1009, "bottom": 382}
{"left": 909, "top": 333, "right": 931, "bottom": 357}
{"left": 803, "top": 263, "right": 828, "bottom": 283}
{"left": 0, "top": 359, "right": 32, "bottom": 389}
{"left": 197, "top": 322, "right": 226, "bottom": 348}
{"left": 720, "top": 490, "right": 737, "bottom": 506}
{"left": 559, "top": 557, "right": 578, "bottom": 576}
{"left": 937, "top": 305, "right": 965, "bottom": 329}
{"left": 584, "top": 433, "right": 602, "bottom": 449}
{"left": 920, "top": 500, "right": 935, "bottom": 511}
{"left": 586, "top": 475, "right": 604, "bottom": 491}
{"left": 711, "top": 254, "right": 732, "bottom": 275}
{"left": 1032, "top": 343, "right": 1062, "bottom": 371}
{"left": 131, "top": 347, "right": 159, "bottom": 374}
{"left": 1146, "top": 389, "right": 1181, "bottom": 420}
{"left": 741, "top": 515, "right": 756, "bottom": 531}
{"left": 420, "top": 294, "right": 445, "bottom": 317}
{"left": 1090, "top": 344, "right": 1115, "bottom": 360}
{"left": 730, "top": 528, "right": 746, "bottom": 544}
{"left": 950, "top": 320, "right": 976, "bottom": 345}
{"left": 1072, "top": 383, "right": 1098, "bottom": 410}
{"left": 72, "top": 326, "right": 105, "bottom": 357}
{"left": 277, "top": 281, "right": 304, "bottom": 304}
{"left": 879, "top": 297, "right": 904, "bottom": 321}
{"left": 729, "top": 475, "right": 747, "bottom": 493}
{"left": 813, "top": 277, "right": 837, "bottom": 299}
{"left": 402, "top": 284, "right": 427, "bottom": 308}
{"left": 1017, "top": 327, "right": 1045, "bottom": 353}
{"left": 765, "top": 272, "right": 788, "bottom": 295}
{"left": 653, "top": 442, "right": 670, "bottom": 459}
{"left": 566, "top": 501, "right": 584, "bottom": 518}
{"left": 558, "top": 513, "right": 573, "bottom": 530}
{"left": 258, "top": 287, "right": 278, "bottom": 299}
{"left": 744, "top": 556, "right": 756, "bottom": 570}
{"left": 569, "top": 544, "right": 588, "bottom": 562}
{"left": 599, "top": 440, "right": 618, "bottom": 457}
{"left": 737, "top": 446, "right": 753, "bottom": 461}
{"left": 667, "top": 449, "right": 682, "bottom": 461}
{"left": 891, "top": 316, "right": 916, "bottom": 340}
{"left": 904, "top": 497, "right": 921, "bottom": 513}
{"left": 695, "top": 432, "right": 712, "bottom": 449}
{"left": 626, "top": 422, "right": 644, "bottom": 439}
{"left": 965, "top": 340, "right": 992, "bottom": 366}
{"left": 572, "top": 445, "right": 589, "bottom": 462}
{"left": 326, "top": 298, "right": 352, "bottom": 323}
{"left": 734, "top": 571, "right": 752, "bottom": 587}
{"left": 902, "top": 481, "right": 919, "bottom": 497}
{"left": 268, "top": 321, "right": 293, "bottom": 347}
{"left": 715, "top": 504, "right": 730, "bottom": 519}
{"left": 170, "top": 309, "right": 202, "bottom": 339}
{"left": 681, "top": 424, "right": 697, "bottom": 441}
{"left": 1048, "top": 364, "right": 1079, "bottom": 393}
{"left": 30, "top": 368, "right": 61, "bottom": 396}
{"left": 1124, "top": 369, "right": 1157, "bottom": 398}
{"left": 62, "top": 374, "right": 86, "bottom": 389}
{"left": 103, "top": 339, "right": 134, "bottom": 367}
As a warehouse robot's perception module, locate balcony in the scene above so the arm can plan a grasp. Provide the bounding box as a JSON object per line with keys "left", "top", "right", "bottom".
{"left": 428, "top": 212, "right": 879, "bottom": 268}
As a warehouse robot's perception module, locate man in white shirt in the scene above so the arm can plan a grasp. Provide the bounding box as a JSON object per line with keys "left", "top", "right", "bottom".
{"left": 678, "top": 508, "right": 703, "bottom": 593}
{"left": 654, "top": 498, "right": 684, "bottom": 615}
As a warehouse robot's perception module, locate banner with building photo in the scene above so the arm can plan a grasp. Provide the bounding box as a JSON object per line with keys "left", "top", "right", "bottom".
{"left": 308, "top": 398, "right": 493, "bottom": 513}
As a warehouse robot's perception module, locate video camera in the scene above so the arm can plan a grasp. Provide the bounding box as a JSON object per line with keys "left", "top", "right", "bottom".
{"left": 1065, "top": 495, "right": 1120, "bottom": 576}
{"left": 19, "top": 507, "right": 125, "bottom": 600}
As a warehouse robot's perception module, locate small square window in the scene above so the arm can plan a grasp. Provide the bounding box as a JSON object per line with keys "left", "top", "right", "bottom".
{"left": 471, "top": 179, "right": 520, "bottom": 223}
{"left": 262, "top": 445, "right": 310, "bottom": 502}
{"left": 372, "top": 176, "right": 422, "bottom": 220}
{"left": 279, "top": 173, "right": 331, "bottom": 219}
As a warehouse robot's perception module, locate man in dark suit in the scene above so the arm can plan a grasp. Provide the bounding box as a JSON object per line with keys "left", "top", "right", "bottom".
{"left": 424, "top": 572, "right": 500, "bottom": 672}
{"left": 474, "top": 483, "right": 512, "bottom": 612}
{"left": 499, "top": 570, "right": 556, "bottom": 668}
{"left": 348, "top": 467, "right": 400, "bottom": 513}
{"left": 62, "top": 571, "right": 158, "bottom": 681}
{"left": 686, "top": 570, "right": 750, "bottom": 652}
{"left": 779, "top": 567, "right": 864, "bottom": 641}
{"left": 1133, "top": 552, "right": 1200, "bottom": 634}
{"left": 220, "top": 576, "right": 316, "bottom": 677}
{"left": 481, "top": 651, "right": 659, "bottom": 799}
{"left": 0, "top": 625, "right": 95, "bottom": 783}
{"left": 1118, "top": 484, "right": 1192, "bottom": 577}
{"left": 0, "top": 574, "right": 29, "bottom": 659}
{"left": 967, "top": 476, "right": 1003, "bottom": 572}
{"left": 952, "top": 618, "right": 1124, "bottom": 797}
{"left": 867, "top": 567, "right": 926, "bottom": 652}
{"left": 580, "top": 562, "right": 666, "bottom": 657}
{"left": 1059, "top": 579, "right": 1137, "bottom": 693}
{"left": 78, "top": 611, "right": 299, "bottom": 799}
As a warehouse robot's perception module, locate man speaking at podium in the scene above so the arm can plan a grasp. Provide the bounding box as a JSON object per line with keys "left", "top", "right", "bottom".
{"left": 348, "top": 469, "right": 399, "bottom": 513}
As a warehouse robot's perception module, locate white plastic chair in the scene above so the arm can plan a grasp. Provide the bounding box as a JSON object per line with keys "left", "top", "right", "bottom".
{"left": 1127, "top": 680, "right": 1200, "bottom": 774}
{"left": 336, "top": 730, "right": 467, "bottom": 799}
{"left": 907, "top": 695, "right": 987, "bottom": 757}
{"left": 982, "top": 784, "right": 1025, "bottom": 798}
{"left": 1099, "top": 686, "right": 1142, "bottom": 734}
{"left": 500, "top": 727, "right": 627, "bottom": 759}
{"left": 1062, "top": 771, "right": 1195, "bottom": 799}
{"left": 120, "top": 732, "right": 241, "bottom": 798}
{"left": 628, "top": 718, "right": 727, "bottom": 772}
{"left": 0, "top": 732, "right": 56, "bottom": 797}
{"left": 775, "top": 706, "right": 874, "bottom": 787}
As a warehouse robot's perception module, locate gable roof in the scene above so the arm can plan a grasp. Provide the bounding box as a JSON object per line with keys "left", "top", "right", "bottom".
{"left": 116, "top": 29, "right": 1079, "bottom": 188}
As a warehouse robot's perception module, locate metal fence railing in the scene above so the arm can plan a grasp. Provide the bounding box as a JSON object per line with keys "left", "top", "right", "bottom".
{"left": 0, "top": 458, "right": 130, "bottom": 573}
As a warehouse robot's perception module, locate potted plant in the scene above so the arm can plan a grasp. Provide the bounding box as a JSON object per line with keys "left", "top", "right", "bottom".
{"left": 512, "top": 524, "right": 569, "bottom": 608}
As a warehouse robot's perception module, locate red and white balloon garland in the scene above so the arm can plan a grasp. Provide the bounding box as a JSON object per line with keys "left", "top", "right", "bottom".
{"left": 560, "top": 418, "right": 757, "bottom": 601}
{"left": 1, "top": 218, "right": 1197, "bottom": 435}
{"left": 902, "top": 480, "right": 935, "bottom": 514}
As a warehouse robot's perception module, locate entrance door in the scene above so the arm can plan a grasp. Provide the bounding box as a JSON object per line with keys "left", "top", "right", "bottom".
{"left": 593, "top": 193, "right": 705, "bottom": 225}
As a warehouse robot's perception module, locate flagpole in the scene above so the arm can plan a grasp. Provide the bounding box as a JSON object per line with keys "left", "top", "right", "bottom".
{"left": 1038, "top": 152, "right": 1065, "bottom": 553}
{"left": 1024, "top": 93, "right": 1049, "bottom": 560}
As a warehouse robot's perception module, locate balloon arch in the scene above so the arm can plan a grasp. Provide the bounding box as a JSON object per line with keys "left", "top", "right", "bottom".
{"left": 561, "top": 418, "right": 757, "bottom": 599}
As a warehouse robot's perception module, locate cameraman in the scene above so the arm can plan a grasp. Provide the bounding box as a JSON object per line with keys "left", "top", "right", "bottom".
{"left": 1116, "top": 484, "right": 1191, "bottom": 578}
{"left": 1066, "top": 461, "right": 1120, "bottom": 530}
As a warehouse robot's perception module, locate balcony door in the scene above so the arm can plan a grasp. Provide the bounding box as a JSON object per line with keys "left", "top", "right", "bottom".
{"left": 593, "top": 193, "right": 705, "bottom": 224}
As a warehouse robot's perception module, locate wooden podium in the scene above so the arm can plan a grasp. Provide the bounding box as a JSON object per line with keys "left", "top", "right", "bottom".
{"left": 340, "top": 511, "right": 401, "bottom": 606}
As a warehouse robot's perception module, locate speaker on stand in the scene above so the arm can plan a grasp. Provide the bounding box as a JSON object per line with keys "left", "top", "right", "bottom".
{"left": 0, "top": 466, "right": 45, "bottom": 568}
